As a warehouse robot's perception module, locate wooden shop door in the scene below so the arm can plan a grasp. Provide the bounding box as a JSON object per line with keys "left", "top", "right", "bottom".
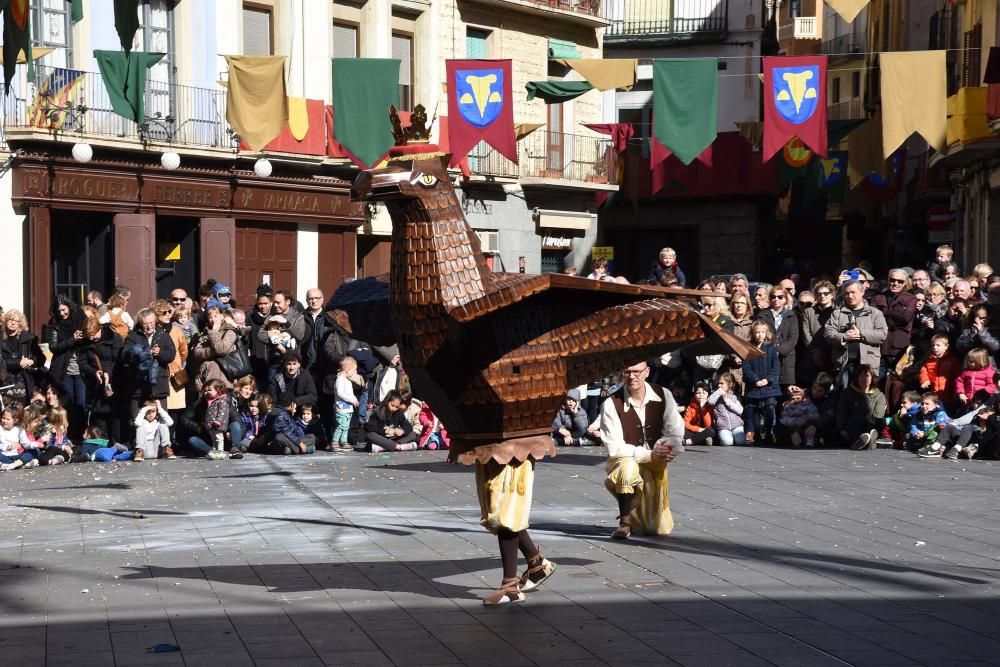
{"left": 235, "top": 222, "right": 297, "bottom": 307}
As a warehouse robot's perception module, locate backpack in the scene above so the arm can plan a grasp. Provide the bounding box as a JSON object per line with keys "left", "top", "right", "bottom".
{"left": 108, "top": 310, "right": 130, "bottom": 339}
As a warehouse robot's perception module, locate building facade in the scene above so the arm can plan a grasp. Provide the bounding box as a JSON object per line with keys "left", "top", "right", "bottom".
{"left": 0, "top": 0, "right": 616, "bottom": 331}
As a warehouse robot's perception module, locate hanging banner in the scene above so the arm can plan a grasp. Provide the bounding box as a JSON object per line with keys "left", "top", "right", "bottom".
{"left": 825, "top": 0, "right": 870, "bottom": 23}
{"left": 764, "top": 55, "right": 828, "bottom": 159}
{"left": 446, "top": 59, "right": 517, "bottom": 167}
{"left": 652, "top": 58, "right": 717, "bottom": 165}
{"left": 881, "top": 51, "right": 947, "bottom": 157}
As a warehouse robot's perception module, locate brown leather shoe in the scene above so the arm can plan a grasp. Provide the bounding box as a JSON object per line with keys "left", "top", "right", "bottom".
{"left": 611, "top": 523, "right": 632, "bottom": 540}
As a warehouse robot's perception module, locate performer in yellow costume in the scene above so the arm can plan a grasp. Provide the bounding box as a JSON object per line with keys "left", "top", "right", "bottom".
{"left": 601, "top": 361, "right": 685, "bottom": 539}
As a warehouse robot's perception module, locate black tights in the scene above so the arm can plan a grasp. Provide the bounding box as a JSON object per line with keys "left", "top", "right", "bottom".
{"left": 497, "top": 529, "right": 539, "bottom": 579}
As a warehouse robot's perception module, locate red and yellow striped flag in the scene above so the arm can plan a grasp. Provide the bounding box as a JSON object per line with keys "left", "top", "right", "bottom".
{"left": 28, "top": 68, "right": 85, "bottom": 129}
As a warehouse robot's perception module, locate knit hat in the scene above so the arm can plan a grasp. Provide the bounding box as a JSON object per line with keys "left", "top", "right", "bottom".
{"left": 566, "top": 388, "right": 581, "bottom": 402}
{"left": 214, "top": 283, "right": 232, "bottom": 297}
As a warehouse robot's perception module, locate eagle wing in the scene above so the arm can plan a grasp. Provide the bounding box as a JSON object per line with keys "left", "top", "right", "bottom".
{"left": 325, "top": 274, "right": 396, "bottom": 347}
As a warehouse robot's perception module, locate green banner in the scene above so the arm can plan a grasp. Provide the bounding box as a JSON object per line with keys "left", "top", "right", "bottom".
{"left": 653, "top": 58, "right": 717, "bottom": 165}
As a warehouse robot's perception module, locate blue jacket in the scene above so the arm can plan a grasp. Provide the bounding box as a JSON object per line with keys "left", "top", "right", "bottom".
{"left": 742, "top": 343, "right": 782, "bottom": 400}
{"left": 266, "top": 409, "right": 304, "bottom": 440}
{"left": 910, "top": 406, "right": 951, "bottom": 439}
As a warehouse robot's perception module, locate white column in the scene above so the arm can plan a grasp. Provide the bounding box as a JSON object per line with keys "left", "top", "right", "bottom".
{"left": 216, "top": 0, "right": 241, "bottom": 79}
{"left": 285, "top": 0, "right": 332, "bottom": 100}
{"left": 0, "top": 175, "right": 25, "bottom": 313}
{"left": 361, "top": 0, "right": 392, "bottom": 58}
{"left": 296, "top": 224, "right": 319, "bottom": 301}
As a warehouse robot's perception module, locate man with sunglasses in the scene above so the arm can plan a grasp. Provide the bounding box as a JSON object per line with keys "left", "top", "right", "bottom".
{"left": 871, "top": 269, "right": 917, "bottom": 383}
{"left": 600, "top": 361, "right": 685, "bottom": 540}
{"left": 824, "top": 280, "right": 888, "bottom": 389}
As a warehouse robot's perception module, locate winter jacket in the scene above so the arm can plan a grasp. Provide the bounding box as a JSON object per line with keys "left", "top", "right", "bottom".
{"left": 683, "top": 400, "right": 713, "bottom": 432}
{"left": 801, "top": 304, "right": 834, "bottom": 370}
{"left": 708, "top": 389, "right": 743, "bottom": 432}
{"left": 647, "top": 261, "right": 687, "bottom": 287}
{"left": 552, "top": 404, "right": 591, "bottom": 438}
{"left": 265, "top": 409, "right": 304, "bottom": 440}
{"left": 133, "top": 406, "right": 173, "bottom": 447}
{"left": 191, "top": 324, "right": 239, "bottom": 391}
{"left": 44, "top": 301, "right": 86, "bottom": 383}
{"left": 365, "top": 406, "right": 413, "bottom": 438}
{"left": 870, "top": 290, "right": 917, "bottom": 358}
{"left": 909, "top": 406, "right": 951, "bottom": 440}
{"left": 256, "top": 308, "right": 306, "bottom": 347}
{"left": 320, "top": 325, "right": 362, "bottom": 394}
{"left": 780, "top": 398, "right": 820, "bottom": 428}
{"left": 121, "top": 325, "right": 176, "bottom": 399}
{"left": 757, "top": 308, "right": 799, "bottom": 386}
{"left": 742, "top": 343, "right": 782, "bottom": 400}
{"left": 166, "top": 322, "right": 189, "bottom": 384}
{"left": 823, "top": 303, "right": 888, "bottom": 373}
{"left": 302, "top": 311, "right": 334, "bottom": 371}
{"left": 955, "top": 326, "right": 1000, "bottom": 357}
{"left": 835, "top": 385, "right": 887, "bottom": 436}
{"left": 418, "top": 403, "right": 450, "bottom": 449}
{"left": 1, "top": 331, "right": 46, "bottom": 397}
{"left": 956, "top": 367, "right": 997, "bottom": 400}
{"left": 268, "top": 371, "right": 318, "bottom": 407}
{"left": 205, "top": 394, "right": 230, "bottom": 430}
{"left": 919, "top": 353, "right": 960, "bottom": 397}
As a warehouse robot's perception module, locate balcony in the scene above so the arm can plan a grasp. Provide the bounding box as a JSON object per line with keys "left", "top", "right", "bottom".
{"left": 468, "top": 131, "right": 618, "bottom": 189}
{"left": 822, "top": 32, "right": 865, "bottom": 57}
{"left": 778, "top": 16, "right": 820, "bottom": 42}
{"left": 470, "top": 0, "right": 609, "bottom": 28}
{"left": 1, "top": 65, "right": 237, "bottom": 154}
{"left": 602, "top": 0, "right": 728, "bottom": 44}
{"left": 828, "top": 100, "right": 864, "bottom": 121}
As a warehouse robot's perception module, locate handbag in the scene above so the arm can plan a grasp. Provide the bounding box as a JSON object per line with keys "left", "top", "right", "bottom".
{"left": 217, "top": 337, "right": 253, "bottom": 381}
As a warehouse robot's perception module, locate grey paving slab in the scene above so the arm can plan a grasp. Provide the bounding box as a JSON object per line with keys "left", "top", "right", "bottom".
{"left": 1, "top": 447, "right": 1000, "bottom": 666}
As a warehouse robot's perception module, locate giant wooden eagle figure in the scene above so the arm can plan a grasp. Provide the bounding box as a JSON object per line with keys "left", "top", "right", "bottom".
{"left": 331, "top": 156, "right": 759, "bottom": 464}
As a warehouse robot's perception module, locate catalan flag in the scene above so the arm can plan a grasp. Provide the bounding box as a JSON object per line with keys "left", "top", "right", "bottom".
{"left": 28, "top": 67, "right": 84, "bottom": 129}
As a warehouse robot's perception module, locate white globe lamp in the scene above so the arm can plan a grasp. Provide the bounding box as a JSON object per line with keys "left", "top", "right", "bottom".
{"left": 71, "top": 142, "right": 93, "bottom": 163}
{"left": 161, "top": 151, "right": 181, "bottom": 171}
{"left": 254, "top": 157, "right": 272, "bottom": 178}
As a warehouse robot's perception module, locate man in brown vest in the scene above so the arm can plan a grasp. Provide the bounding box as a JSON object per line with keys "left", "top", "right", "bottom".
{"left": 600, "top": 361, "right": 685, "bottom": 539}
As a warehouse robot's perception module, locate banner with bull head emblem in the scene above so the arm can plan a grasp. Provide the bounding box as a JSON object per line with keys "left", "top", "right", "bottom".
{"left": 763, "top": 56, "right": 828, "bottom": 160}
{"left": 446, "top": 60, "right": 517, "bottom": 167}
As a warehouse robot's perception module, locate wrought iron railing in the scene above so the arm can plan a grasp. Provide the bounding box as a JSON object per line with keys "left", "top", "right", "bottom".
{"left": 828, "top": 100, "right": 864, "bottom": 120}
{"left": 468, "top": 131, "right": 617, "bottom": 184}
{"left": 1, "top": 65, "right": 236, "bottom": 150}
{"left": 822, "top": 32, "right": 866, "bottom": 56}
{"left": 521, "top": 0, "right": 602, "bottom": 15}
{"left": 603, "top": 0, "right": 728, "bottom": 39}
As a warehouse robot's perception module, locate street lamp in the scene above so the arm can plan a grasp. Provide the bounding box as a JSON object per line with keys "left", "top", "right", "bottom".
{"left": 71, "top": 142, "right": 93, "bottom": 163}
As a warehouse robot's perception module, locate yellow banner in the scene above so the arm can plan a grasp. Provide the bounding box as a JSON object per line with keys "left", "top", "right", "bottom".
{"left": 881, "top": 51, "right": 947, "bottom": 157}
{"left": 225, "top": 55, "right": 288, "bottom": 152}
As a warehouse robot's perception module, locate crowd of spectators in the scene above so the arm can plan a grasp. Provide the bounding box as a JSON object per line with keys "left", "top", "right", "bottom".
{"left": 2, "top": 241, "right": 999, "bottom": 471}
{"left": 0, "top": 281, "right": 450, "bottom": 470}
{"left": 558, "top": 244, "right": 1000, "bottom": 461}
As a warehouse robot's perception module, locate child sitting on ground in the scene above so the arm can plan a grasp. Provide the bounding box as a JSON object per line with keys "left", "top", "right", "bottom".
{"left": 552, "top": 388, "right": 597, "bottom": 447}
{"left": 707, "top": 372, "right": 744, "bottom": 446}
{"left": 956, "top": 347, "right": 997, "bottom": 405}
{"left": 919, "top": 335, "right": 960, "bottom": 410}
{"left": 935, "top": 389, "right": 992, "bottom": 460}
{"left": 0, "top": 407, "right": 37, "bottom": 471}
{"left": 203, "top": 379, "right": 230, "bottom": 452}
{"left": 807, "top": 373, "right": 838, "bottom": 447}
{"left": 238, "top": 393, "right": 266, "bottom": 451}
{"left": 683, "top": 382, "right": 715, "bottom": 446}
{"left": 912, "top": 392, "right": 952, "bottom": 457}
{"left": 263, "top": 392, "right": 315, "bottom": 455}
{"left": 333, "top": 355, "right": 362, "bottom": 450}
{"left": 779, "top": 385, "right": 820, "bottom": 448}
{"left": 36, "top": 406, "right": 73, "bottom": 466}
{"left": 133, "top": 399, "right": 173, "bottom": 462}
{"left": 418, "top": 401, "right": 451, "bottom": 450}
{"left": 890, "top": 391, "right": 922, "bottom": 449}
{"left": 296, "top": 403, "right": 328, "bottom": 450}
{"left": 73, "top": 425, "right": 132, "bottom": 462}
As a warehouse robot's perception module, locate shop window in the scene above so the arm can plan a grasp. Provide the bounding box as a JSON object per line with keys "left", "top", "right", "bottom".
{"left": 851, "top": 71, "right": 861, "bottom": 98}
{"left": 541, "top": 249, "right": 568, "bottom": 275}
{"left": 466, "top": 28, "right": 490, "bottom": 58}
{"left": 243, "top": 5, "right": 273, "bottom": 56}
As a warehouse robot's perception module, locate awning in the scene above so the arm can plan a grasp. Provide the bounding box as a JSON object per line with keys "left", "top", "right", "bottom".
{"left": 526, "top": 80, "right": 593, "bottom": 103}
{"left": 535, "top": 209, "right": 595, "bottom": 232}
{"left": 554, "top": 58, "right": 637, "bottom": 91}
{"left": 547, "top": 38, "right": 580, "bottom": 60}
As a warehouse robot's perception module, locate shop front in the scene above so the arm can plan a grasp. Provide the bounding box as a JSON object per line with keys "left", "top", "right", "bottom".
{"left": 11, "top": 155, "right": 363, "bottom": 334}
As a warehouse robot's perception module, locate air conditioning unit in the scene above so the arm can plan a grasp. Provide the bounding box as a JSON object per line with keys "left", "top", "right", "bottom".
{"left": 476, "top": 230, "right": 500, "bottom": 254}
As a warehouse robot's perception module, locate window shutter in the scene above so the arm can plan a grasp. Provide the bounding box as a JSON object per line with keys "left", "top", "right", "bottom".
{"left": 243, "top": 8, "right": 272, "bottom": 56}
{"left": 466, "top": 29, "right": 488, "bottom": 59}
{"left": 331, "top": 23, "right": 357, "bottom": 60}
{"left": 393, "top": 34, "right": 411, "bottom": 86}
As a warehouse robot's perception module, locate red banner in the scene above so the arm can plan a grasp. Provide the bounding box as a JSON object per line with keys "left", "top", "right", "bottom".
{"left": 445, "top": 59, "right": 517, "bottom": 167}
{"left": 763, "top": 55, "right": 828, "bottom": 159}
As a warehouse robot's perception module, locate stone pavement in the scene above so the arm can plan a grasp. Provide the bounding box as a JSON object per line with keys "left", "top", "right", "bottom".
{"left": 1, "top": 446, "right": 999, "bottom": 666}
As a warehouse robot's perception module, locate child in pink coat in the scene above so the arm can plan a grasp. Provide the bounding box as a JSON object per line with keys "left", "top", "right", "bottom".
{"left": 957, "top": 348, "right": 997, "bottom": 405}
{"left": 417, "top": 402, "right": 450, "bottom": 450}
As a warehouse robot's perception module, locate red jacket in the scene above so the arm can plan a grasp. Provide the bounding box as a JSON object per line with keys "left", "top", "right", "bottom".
{"left": 683, "top": 400, "right": 713, "bottom": 432}
{"left": 417, "top": 403, "right": 450, "bottom": 449}
{"left": 920, "top": 352, "right": 960, "bottom": 397}
{"left": 956, "top": 366, "right": 997, "bottom": 400}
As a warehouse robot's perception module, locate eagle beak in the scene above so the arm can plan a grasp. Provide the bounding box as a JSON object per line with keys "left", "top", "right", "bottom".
{"left": 350, "top": 167, "right": 411, "bottom": 202}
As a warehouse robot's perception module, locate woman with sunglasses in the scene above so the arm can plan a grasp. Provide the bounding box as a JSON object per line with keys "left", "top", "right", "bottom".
{"left": 757, "top": 287, "right": 799, "bottom": 393}
{"left": 800, "top": 280, "right": 836, "bottom": 384}
{"left": 871, "top": 269, "right": 917, "bottom": 382}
